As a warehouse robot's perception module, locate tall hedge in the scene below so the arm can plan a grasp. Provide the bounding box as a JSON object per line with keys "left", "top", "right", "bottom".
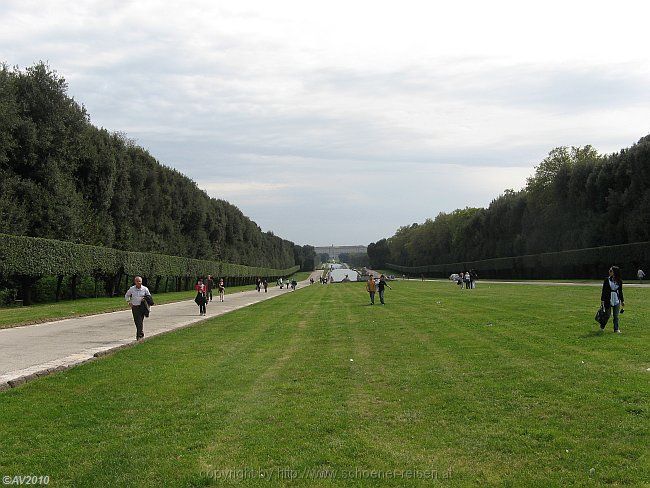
{"left": 387, "top": 241, "right": 650, "bottom": 280}
{"left": 0, "top": 233, "right": 300, "bottom": 303}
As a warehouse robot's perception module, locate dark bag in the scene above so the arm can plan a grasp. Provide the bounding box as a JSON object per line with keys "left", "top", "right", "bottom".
{"left": 144, "top": 294, "right": 154, "bottom": 306}
{"left": 194, "top": 293, "right": 206, "bottom": 306}
{"left": 594, "top": 305, "right": 607, "bottom": 327}
{"left": 140, "top": 299, "right": 151, "bottom": 318}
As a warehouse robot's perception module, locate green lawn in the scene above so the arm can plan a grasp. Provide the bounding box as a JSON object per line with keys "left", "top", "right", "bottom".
{"left": 0, "top": 282, "right": 648, "bottom": 486}
{"left": 0, "top": 274, "right": 309, "bottom": 330}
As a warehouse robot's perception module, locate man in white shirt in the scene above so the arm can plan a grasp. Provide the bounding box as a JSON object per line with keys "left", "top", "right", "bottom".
{"left": 638, "top": 269, "right": 645, "bottom": 283}
{"left": 125, "top": 276, "right": 151, "bottom": 340}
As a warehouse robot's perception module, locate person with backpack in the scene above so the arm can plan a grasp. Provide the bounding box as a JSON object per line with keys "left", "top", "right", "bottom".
{"left": 600, "top": 266, "right": 625, "bottom": 333}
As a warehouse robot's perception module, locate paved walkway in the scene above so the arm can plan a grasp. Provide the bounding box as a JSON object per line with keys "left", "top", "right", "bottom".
{"left": 0, "top": 272, "right": 320, "bottom": 389}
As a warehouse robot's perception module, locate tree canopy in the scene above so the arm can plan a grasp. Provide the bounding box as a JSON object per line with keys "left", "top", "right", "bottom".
{"left": 0, "top": 63, "right": 315, "bottom": 271}
{"left": 368, "top": 136, "right": 650, "bottom": 269}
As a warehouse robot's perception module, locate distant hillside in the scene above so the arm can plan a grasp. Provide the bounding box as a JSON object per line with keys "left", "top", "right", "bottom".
{"left": 369, "top": 136, "right": 650, "bottom": 268}
{"left": 0, "top": 62, "right": 314, "bottom": 270}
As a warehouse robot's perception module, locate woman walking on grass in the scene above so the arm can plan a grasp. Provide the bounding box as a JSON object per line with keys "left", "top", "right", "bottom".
{"left": 600, "top": 266, "right": 624, "bottom": 333}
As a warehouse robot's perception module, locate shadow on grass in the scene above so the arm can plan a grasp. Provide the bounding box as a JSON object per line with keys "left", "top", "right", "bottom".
{"left": 579, "top": 329, "right": 607, "bottom": 339}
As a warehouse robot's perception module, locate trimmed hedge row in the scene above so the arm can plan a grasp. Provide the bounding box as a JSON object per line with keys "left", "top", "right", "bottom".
{"left": 0, "top": 233, "right": 299, "bottom": 282}
{"left": 387, "top": 241, "right": 650, "bottom": 280}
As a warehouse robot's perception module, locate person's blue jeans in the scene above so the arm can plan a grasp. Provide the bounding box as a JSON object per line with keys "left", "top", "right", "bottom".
{"left": 369, "top": 291, "right": 375, "bottom": 304}
{"left": 602, "top": 304, "right": 620, "bottom": 331}
{"left": 379, "top": 289, "right": 385, "bottom": 304}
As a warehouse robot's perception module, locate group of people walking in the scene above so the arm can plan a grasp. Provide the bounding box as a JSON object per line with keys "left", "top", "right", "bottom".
{"left": 366, "top": 274, "right": 392, "bottom": 305}
{"left": 194, "top": 275, "right": 226, "bottom": 315}
{"left": 125, "top": 274, "right": 303, "bottom": 340}
{"left": 255, "top": 277, "right": 269, "bottom": 293}
{"left": 277, "top": 277, "right": 297, "bottom": 290}
{"left": 456, "top": 270, "right": 478, "bottom": 289}
{"left": 125, "top": 264, "right": 635, "bottom": 341}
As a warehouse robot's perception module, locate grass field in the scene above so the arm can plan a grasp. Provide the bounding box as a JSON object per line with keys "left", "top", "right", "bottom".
{"left": 0, "top": 281, "right": 648, "bottom": 486}
{"left": 0, "top": 273, "right": 311, "bottom": 330}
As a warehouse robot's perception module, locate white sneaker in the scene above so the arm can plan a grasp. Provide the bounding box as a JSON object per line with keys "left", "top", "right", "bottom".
{"left": 615, "top": 329, "right": 622, "bottom": 334}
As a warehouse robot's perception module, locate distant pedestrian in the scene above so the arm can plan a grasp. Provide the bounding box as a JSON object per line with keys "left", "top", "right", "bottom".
{"left": 263, "top": 278, "right": 268, "bottom": 293}
{"left": 195, "top": 279, "right": 208, "bottom": 316}
{"left": 600, "top": 266, "right": 625, "bottom": 333}
{"left": 278, "top": 277, "right": 284, "bottom": 289}
{"left": 218, "top": 278, "right": 225, "bottom": 302}
{"left": 638, "top": 268, "right": 645, "bottom": 283}
{"left": 125, "top": 276, "right": 152, "bottom": 341}
{"left": 291, "top": 279, "right": 297, "bottom": 290}
{"left": 377, "top": 274, "right": 392, "bottom": 305}
{"left": 464, "top": 271, "right": 471, "bottom": 290}
{"left": 310, "top": 277, "right": 315, "bottom": 284}
{"left": 470, "top": 269, "right": 478, "bottom": 289}
{"left": 206, "top": 275, "right": 214, "bottom": 302}
{"left": 256, "top": 277, "right": 261, "bottom": 292}
{"left": 367, "top": 274, "right": 377, "bottom": 305}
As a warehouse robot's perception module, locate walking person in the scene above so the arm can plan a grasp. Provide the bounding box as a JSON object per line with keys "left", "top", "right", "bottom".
{"left": 366, "top": 274, "right": 377, "bottom": 305}
{"left": 600, "top": 266, "right": 625, "bottom": 333}
{"left": 291, "top": 279, "right": 297, "bottom": 290}
{"left": 464, "top": 271, "right": 471, "bottom": 290}
{"left": 195, "top": 279, "right": 208, "bottom": 316}
{"left": 256, "top": 277, "right": 261, "bottom": 292}
{"left": 377, "top": 274, "right": 392, "bottom": 305}
{"left": 125, "top": 276, "right": 152, "bottom": 341}
{"left": 206, "top": 275, "right": 214, "bottom": 302}
{"left": 638, "top": 268, "right": 645, "bottom": 283}
{"left": 218, "top": 278, "right": 225, "bottom": 302}
{"left": 470, "top": 269, "right": 478, "bottom": 289}
{"left": 263, "top": 278, "right": 268, "bottom": 293}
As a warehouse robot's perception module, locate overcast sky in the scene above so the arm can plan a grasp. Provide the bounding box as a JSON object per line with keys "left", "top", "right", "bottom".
{"left": 2, "top": 1, "right": 650, "bottom": 246}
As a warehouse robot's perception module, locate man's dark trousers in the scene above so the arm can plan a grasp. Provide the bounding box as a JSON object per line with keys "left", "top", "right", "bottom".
{"left": 132, "top": 306, "right": 145, "bottom": 339}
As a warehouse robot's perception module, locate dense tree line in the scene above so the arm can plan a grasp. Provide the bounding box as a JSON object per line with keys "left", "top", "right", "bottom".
{"left": 0, "top": 63, "right": 314, "bottom": 271}
{"left": 369, "top": 137, "right": 650, "bottom": 270}
{"left": 338, "top": 252, "right": 369, "bottom": 268}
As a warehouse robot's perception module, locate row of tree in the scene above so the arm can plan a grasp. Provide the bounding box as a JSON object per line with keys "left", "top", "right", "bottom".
{"left": 368, "top": 136, "right": 650, "bottom": 276}
{"left": 0, "top": 63, "right": 315, "bottom": 271}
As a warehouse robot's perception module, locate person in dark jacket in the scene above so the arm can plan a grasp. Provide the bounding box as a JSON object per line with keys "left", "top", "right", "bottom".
{"left": 195, "top": 279, "right": 208, "bottom": 316}
{"left": 206, "top": 275, "right": 214, "bottom": 302}
{"left": 377, "top": 274, "right": 392, "bottom": 304}
{"left": 600, "top": 266, "right": 624, "bottom": 333}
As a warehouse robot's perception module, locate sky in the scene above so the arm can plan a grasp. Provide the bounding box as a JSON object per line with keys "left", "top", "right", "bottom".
{"left": 2, "top": 0, "right": 650, "bottom": 246}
